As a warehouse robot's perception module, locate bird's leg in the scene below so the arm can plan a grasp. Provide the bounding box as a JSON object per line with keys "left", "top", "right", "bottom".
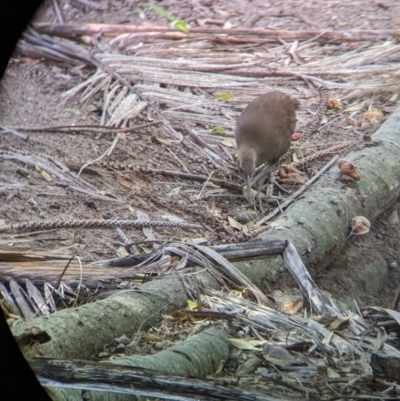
{"left": 244, "top": 174, "right": 255, "bottom": 205}
{"left": 251, "top": 165, "right": 271, "bottom": 188}
{"left": 251, "top": 166, "right": 281, "bottom": 197}
{"left": 259, "top": 172, "right": 291, "bottom": 196}
{"left": 253, "top": 166, "right": 291, "bottom": 197}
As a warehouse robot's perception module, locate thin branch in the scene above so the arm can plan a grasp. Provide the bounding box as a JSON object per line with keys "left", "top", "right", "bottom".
{"left": 5, "top": 121, "right": 163, "bottom": 134}
{"left": 34, "top": 23, "right": 400, "bottom": 43}
{"left": 0, "top": 219, "right": 202, "bottom": 233}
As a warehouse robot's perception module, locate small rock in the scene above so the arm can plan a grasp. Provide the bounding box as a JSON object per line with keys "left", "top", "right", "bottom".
{"left": 115, "top": 343, "right": 126, "bottom": 353}
{"left": 126, "top": 341, "right": 139, "bottom": 354}
{"left": 115, "top": 335, "right": 130, "bottom": 345}
{"left": 388, "top": 210, "right": 399, "bottom": 225}
{"left": 389, "top": 261, "right": 398, "bottom": 268}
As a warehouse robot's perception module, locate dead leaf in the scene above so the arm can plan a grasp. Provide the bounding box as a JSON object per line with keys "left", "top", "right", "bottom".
{"left": 242, "top": 186, "right": 257, "bottom": 199}
{"left": 206, "top": 182, "right": 220, "bottom": 188}
{"left": 278, "top": 165, "right": 306, "bottom": 185}
{"left": 344, "top": 101, "right": 365, "bottom": 112}
{"left": 327, "top": 367, "right": 340, "bottom": 378}
{"left": 171, "top": 309, "right": 193, "bottom": 321}
{"left": 263, "top": 343, "right": 299, "bottom": 367}
{"left": 144, "top": 334, "right": 162, "bottom": 342}
{"left": 222, "top": 20, "right": 233, "bottom": 29}
{"left": 181, "top": 237, "right": 208, "bottom": 245}
{"left": 350, "top": 216, "right": 371, "bottom": 236}
{"left": 134, "top": 170, "right": 151, "bottom": 185}
{"left": 284, "top": 299, "right": 303, "bottom": 314}
{"left": 228, "top": 216, "right": 243, "bottom": 231}
{"left": 363, "top": 108, "right": 383, "bottom": 123}
{"left": 147, "top": 111, "right": 156, "bottom": 121}
{"left": 117, "top": 174, "right": 136, "bottom": 189}
{"left": 220, "top": 138, "right": 236, "bottom": 148}
{"left": 235, "top": 357, "right": 263, "bottom": 377}
{"left": 116, "top": 246, "right": 130, "bottom": 258}
{"left": 229, "top": 338, "right": 265, "bottom": 350}
{"left": 167, "top": 186, "right": 182, "bottom": 196}
{"left": 347, "top": 117, "right": 358, "bottom": 126}
{"left": 329, "top": 316, "right": 350, "bottom": 331}
{"left": 151, "top": 137, "right": 172, "bottom": 147}
{"left": 243, "top": 221, "right": 257, "bottom": 233}
{"left": 328, "top": 98, "right": 342, "bottom": 110}
{"left": 388, "top": 210, "right": 399, "bottom": 225}
{"left": 215, "top": 359, "right": 226, "bottom": 374}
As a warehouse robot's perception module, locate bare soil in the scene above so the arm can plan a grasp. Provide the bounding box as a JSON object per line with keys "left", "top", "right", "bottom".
{"left": 0, "top": 0, "right": 399, "bottom": 308}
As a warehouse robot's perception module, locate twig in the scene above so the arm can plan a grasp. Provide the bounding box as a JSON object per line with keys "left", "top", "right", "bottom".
{"left": 65, "top": 159, "right": 241, "bottom": 192}
{"left": 72, "top": 256, "right": 83, "bottom": 307}
{"left": 0, "top": 219, "right": 202, "bottom": 233}
{"left": 184, "top": 127, "right": 230, "bottom": 164}
{"left": 51, "top": 0, "right": 64, "bottom": 24}
{"left": 116, "top": 228, "right": 139, "bottom": 255}
{"left": 196, "top": 171, "right": 214, "bottom": 200}
{"left": 78, "top": 134, "right": 120, "bottom": 177}
{"left": 139, "top": 167, "right": 242, "bottom": 192}
{"left": 24, "top": 29, "right": 183, "bottom": 143}
{"left": 5, "top": 121, "right": 163, "bottom": 134}
{"left": 0, "top": 126, "right": 28, "bottom": 140}
{"left": 165, "top": 146, "right": 190, "bottom": 173}
{"left": 70, "top": 0, "right": 104, "bottom": 10}
{"left": 256, "top": 156, "right": 339, "bottom": 226}
{"left": 392, "top": 284, "right": 400, "bottom": 310}
{"left": 53, "top": 256, "right": 75, "bottom": 293}
{"left": 374, "top": 137, "right": 400, "bottom": 151}
{"left": 34, "top": 23, "right": 400, "bottom": 43}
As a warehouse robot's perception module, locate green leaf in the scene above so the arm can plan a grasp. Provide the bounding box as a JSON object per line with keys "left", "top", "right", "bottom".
{"left": 210, "top": 126, "right": 226, "bottom": 137}
{"left": 145, "top": 3, "right": 189, "bottom": 33}
{"left": 145, "top": 3, "right": 175, "bottom": 22}
{"left": 213, "top": 92, "right": 235, "bottom": 101}
{"left": 171, "top": 19, "right": 189, "bottom": 33}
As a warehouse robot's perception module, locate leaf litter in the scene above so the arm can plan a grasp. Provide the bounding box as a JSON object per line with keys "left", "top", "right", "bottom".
{"left": 1, "top": 0, "right": 400, "bottom": 397}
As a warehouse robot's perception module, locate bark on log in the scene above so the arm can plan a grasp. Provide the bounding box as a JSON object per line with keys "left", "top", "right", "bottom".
{"left": 32, "top": 354, "right": 296, "bottom": 401}
{"left": 11, "top": 274, "right": 219, "bottom": 360}
{"left": 39, "top": 327, "right": 232, "bottom": 401}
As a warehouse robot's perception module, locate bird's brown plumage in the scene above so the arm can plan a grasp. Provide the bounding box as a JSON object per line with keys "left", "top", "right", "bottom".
{"left": 235, "top": 91, "right": 298, "bottom": 194}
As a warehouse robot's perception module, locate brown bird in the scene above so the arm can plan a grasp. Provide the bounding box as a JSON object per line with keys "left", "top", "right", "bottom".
{"left": 235, "top": 91, "right": 298, "bottom": 199}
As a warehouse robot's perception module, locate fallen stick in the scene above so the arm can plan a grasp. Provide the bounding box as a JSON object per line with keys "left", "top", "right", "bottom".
{"left": 0, "top": 219, "right": 202, "bottom": 233}
{"left": 34, "top": 23, "right": 400, "bottom": 43}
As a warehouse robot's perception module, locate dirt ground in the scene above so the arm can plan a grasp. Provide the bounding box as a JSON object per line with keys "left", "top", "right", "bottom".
{"left": 0, "top": 0, "right": 400, "bottom": 308}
